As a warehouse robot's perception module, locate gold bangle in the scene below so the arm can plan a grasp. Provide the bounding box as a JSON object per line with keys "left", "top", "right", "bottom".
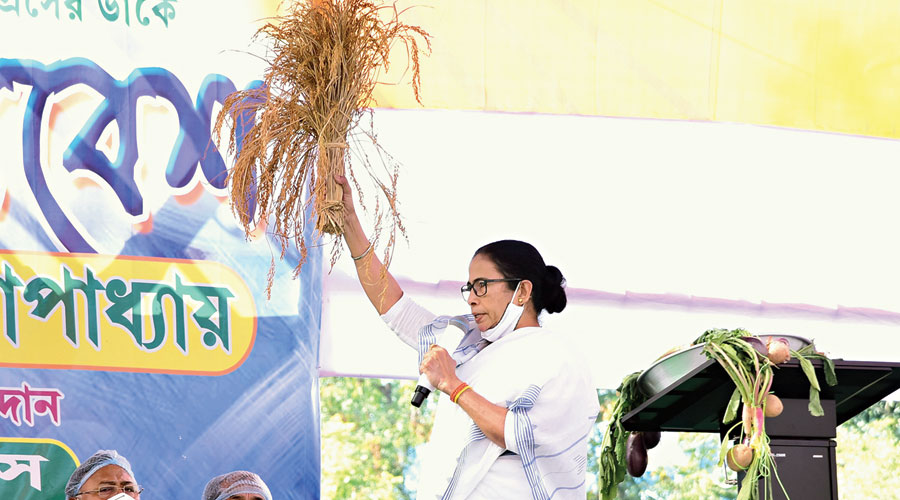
{"left": 351, "top": 242, "right": 373, "bottom": 261}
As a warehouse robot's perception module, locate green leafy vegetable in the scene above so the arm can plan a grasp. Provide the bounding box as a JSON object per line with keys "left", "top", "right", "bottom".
{"left": 598, "top": 371, "right": 643, "bottom": 500}
{"left": 791, "top": 346, "right": 838, "bottom": 417}
{"left": 724, "top": 387, "right": 742, "bottom": 423}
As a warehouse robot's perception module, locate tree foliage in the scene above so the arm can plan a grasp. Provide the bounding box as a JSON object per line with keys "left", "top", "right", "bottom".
{"left": 835, "top": 401, "right": 900, "bottom": 500}
{"left": 319, "top": 377, "right": 433, "bottom": 499}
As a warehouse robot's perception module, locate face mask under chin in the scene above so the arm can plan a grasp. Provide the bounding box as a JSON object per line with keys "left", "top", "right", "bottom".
{"left": 481, "top": 282, "right": 525, "bottom": 343}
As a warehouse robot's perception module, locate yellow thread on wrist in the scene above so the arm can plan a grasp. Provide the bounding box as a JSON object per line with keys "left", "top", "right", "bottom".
{"left": 453, "top": 385, "right": 472, "bottom": 404}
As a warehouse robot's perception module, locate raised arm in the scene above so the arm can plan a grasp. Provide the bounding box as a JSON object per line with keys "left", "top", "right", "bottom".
{"left": 335, "top": 174, "right": 404, "bottom": 315}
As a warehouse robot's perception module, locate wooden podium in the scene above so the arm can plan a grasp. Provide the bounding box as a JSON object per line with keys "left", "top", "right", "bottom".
{"left": 621, "top": 358, "right": 900, "bottom": 499}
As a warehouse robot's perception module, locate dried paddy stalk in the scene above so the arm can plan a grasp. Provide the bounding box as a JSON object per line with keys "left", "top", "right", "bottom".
{"left": 214, "top": 0, "right": 429, "bottom": 294}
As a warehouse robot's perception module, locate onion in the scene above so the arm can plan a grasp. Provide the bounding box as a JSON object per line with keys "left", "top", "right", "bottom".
{"left": 726, "top": 443, "right": 754, "bottom": 471}
{"left": 765, "top": 393, "right": 783, "bottom": 417}
{"left": 766, "top": 337, "right": 791, "bottom": 364}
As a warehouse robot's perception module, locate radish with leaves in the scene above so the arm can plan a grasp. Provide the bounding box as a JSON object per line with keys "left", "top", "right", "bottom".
{"left": 693, "top": 328, "right": 837, "bottom": 500}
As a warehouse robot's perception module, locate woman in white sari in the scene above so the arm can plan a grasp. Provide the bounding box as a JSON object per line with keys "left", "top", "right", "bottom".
{"left": 336, "top": 175, "right": 599, "bottom": 500}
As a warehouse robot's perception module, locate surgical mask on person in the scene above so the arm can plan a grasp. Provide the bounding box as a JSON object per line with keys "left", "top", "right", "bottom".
{"left": 481, "top": 282, "right": 525, "bottom": 342}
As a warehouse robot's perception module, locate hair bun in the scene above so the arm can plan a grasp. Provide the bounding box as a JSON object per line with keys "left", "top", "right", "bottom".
{"left": 542, "top": 265, "right": 567, "bottom": 314}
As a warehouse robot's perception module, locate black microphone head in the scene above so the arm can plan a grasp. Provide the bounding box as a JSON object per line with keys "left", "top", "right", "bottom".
{"left": 410, "top": 385, "right": 432, "bottom": 407}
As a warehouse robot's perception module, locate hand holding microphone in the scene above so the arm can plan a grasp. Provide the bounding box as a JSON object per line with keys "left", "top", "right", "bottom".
{"left": 413, "top": 344, "right": 460, "bottom": 407}
{"left": 411, "top": 321, "right": 466, "bottom": 407}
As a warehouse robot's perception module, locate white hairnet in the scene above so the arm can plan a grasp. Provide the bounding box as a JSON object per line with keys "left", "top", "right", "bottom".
{"left": 65, "top": 450, "right": 136, "bottom": 498}
{"left": 203, "top": 470, "right": 272, "bottom": 500}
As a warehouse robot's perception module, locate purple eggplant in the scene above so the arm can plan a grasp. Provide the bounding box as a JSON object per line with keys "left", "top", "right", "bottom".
{"left": 626, "top": 432, "right": 648, "bottom": 477}
{"left": 641, "top": 430, "right": 661, "bottom": 450}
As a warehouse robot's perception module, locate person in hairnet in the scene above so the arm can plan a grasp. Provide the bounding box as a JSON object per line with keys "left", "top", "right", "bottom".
{"left": 66, "top": 450, "right": 142, "bottom": 499}
{"left": 203, "top": 470, "right": 272, "bottom": 500}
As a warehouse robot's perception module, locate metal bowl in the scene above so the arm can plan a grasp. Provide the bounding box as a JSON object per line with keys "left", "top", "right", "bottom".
{"left": 637, "top": 334, "right": 813, "bottom": 397}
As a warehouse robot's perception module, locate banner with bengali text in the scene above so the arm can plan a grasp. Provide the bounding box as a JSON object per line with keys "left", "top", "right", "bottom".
{"left": 0, "top": 1, "right": 322, "bottom": 499}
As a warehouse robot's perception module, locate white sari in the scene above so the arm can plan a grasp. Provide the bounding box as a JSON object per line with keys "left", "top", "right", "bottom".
{"left": 382, "top": 295, "right": 600, "bottom": 500}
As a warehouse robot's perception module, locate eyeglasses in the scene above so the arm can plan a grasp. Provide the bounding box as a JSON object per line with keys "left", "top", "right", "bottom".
{"left": 74, "top": 485, "right": 143, "bottom": 498}
{"left": 461, "top": 278, "right": 522, "bottom": 301}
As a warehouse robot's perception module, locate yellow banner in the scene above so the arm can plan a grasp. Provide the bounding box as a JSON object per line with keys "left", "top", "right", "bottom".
{"left": 375, "top": 0, "right": 900, "bottom": 140}
{"left": 0, "top": 251, "right": 257, "bottom": 375}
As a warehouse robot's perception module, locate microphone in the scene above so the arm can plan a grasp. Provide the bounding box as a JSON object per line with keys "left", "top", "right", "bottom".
{"left": 410, "top": 373, "right": 436, "bottom": 408}
{"left": 411, "top": 319, "right": 467, "bottom": 407}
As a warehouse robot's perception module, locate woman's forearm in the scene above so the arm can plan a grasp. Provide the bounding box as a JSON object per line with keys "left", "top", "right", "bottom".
{"left": 343, "top": 213, "right": 403, "bottom": 315}
{"left": 424, "top": 348, "right": 510, "bottom": 449}
{"left": 452, "top": 384, "right": 509, "bottom": 448}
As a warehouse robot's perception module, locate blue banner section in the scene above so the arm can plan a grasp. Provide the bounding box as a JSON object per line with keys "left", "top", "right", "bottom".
{"left": 0, "top": 54, "right": 322, "bottom": 499}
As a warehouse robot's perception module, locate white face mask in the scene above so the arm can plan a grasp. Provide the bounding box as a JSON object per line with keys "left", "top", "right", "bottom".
{"left": 481, "top": 282, "right": 525, "bottom": 342}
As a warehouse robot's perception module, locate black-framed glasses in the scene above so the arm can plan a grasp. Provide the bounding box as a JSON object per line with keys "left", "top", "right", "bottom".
{"left": 74, "top": 485, "right": 143, "bottom": 498}
{"left": 461, "top": 278, "right": 522, "bottom": 300}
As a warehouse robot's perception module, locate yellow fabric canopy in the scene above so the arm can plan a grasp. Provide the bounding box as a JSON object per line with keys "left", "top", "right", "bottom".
{"left": 374, "top": 0, "right": 900, "bottom": 140}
